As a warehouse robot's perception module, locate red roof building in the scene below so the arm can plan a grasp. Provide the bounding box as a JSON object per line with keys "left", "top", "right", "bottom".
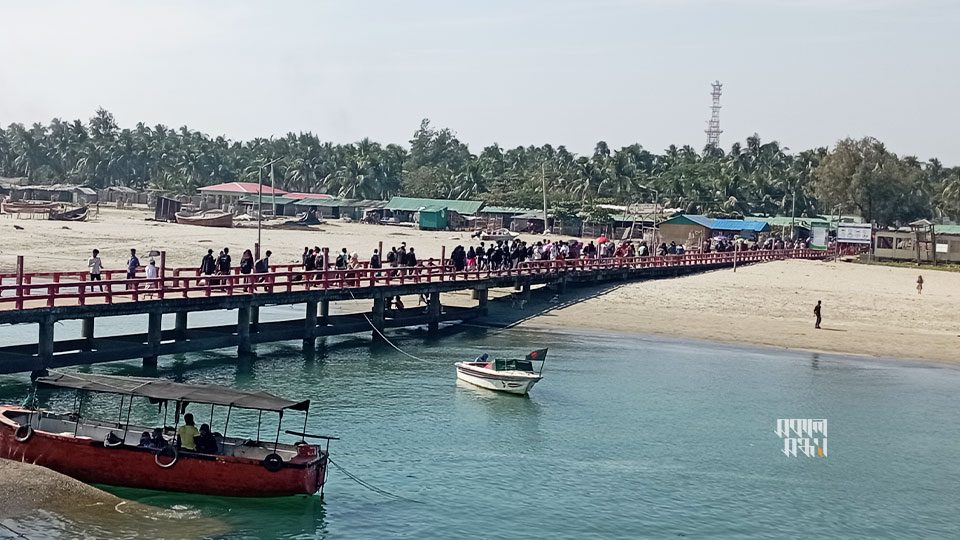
{"left": 198, "top": 182, "right": 288, "bottom": 196}
{"left": 285, "top": 192, "right": 335, "bottom": 200}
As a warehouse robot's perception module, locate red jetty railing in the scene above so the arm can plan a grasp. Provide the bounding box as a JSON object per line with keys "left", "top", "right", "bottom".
{"left": 0, "top": 249, "right": 825, "bottom": 311}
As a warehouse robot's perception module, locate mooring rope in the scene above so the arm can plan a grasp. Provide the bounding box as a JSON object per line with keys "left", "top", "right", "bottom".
{"left": 346, "top": 290, "right": 433, "bottom": 364}
{"left": 0, "top": 521, "right": 30, "bottom": 539}
{"left": 328, "top": 457, "right": 423, "bottom": 504}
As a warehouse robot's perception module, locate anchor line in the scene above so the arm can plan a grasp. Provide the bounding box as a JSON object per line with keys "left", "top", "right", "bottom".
{"left": 327, "top": 457, "right": 423, "bottom": 504}
{"left": 0, "top": 521, "right": 30, "bottom": 539}
{"left": 345, "top": 290, "right": 432, "bottom": 364}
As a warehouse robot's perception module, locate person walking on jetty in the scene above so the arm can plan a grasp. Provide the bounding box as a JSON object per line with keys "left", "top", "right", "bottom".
{"left": 239, "top": 249, "right": 254, "bottom": 275}
{"left": 87, "top": 249, "right": 103, "bottom": 292}
{"left": 217, "top": 247, "right": 232, "bottom": 275}
{"left": 145, "top": 258, "right": 159, "bottom": 298}
{"left": 814, "top": 300, "right": 822, "bottom": 329}
{"left": 916, "top": 275, "right": 924, "bottom": 295}
{"left": 200, "top": 249, "right": 216, "bottom": 285}
{"left": 126, "top": 249, "right": 140, "bottom": 290}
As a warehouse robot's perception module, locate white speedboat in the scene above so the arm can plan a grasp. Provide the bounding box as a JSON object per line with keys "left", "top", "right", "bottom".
{"left": 455, "top": 349, "right": 547, "bottom": 395}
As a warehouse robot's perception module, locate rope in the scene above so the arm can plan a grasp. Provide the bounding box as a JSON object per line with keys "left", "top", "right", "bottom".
{"left": 0, "top": 521, "right": 30, "bottom": 539}
{"left": 328, "top": 457, "right": 423, "bottom": 504}
{"left": 346, "top": 290, "right": 433, "bottom": 364}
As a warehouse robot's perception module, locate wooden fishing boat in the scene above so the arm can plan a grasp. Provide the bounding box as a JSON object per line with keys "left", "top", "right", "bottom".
{"left": 480, "top": 228, "right": 519, "bottom": 242}
{"left": 49, "top": 206, "right": 89, "bottom": 222}
{"left": 1, "top": 200, "right": 63, "bottom": 214}
{"left": 0, "top": 373, "right": 336, "bottom": 498}
{"left": 455, "top": 349, "right": 547, "bottom": 395}
{"left": 175, "top": 210, "right": 233, "bottom": 228}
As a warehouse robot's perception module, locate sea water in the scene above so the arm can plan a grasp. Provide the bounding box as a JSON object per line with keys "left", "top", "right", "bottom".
{"left": 0, "top": 308, "right": 958, "bottom": 539}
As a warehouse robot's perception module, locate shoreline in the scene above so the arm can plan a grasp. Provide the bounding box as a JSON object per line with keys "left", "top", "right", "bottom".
{"left": 2, "top": 208, "right": 958, "bottom": 366}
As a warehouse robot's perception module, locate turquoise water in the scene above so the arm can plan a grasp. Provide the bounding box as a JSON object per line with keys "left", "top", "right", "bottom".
{"left": 1, "top": 310, "right": 959, "bottom": 539}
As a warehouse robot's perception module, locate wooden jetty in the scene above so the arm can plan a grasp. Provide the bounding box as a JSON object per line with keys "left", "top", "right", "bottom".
{"left": 0, "top": 249, "right": 825, "bottom": 376}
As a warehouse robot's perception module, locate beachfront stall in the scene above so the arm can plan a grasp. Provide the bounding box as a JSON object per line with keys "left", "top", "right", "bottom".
{"left": 658, "top": 215, "right": 771, "bottom": 249}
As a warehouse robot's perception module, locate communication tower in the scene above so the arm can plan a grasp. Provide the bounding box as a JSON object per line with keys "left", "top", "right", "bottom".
{"left": 705, "top": 81, "right": 723, "bottom": 148}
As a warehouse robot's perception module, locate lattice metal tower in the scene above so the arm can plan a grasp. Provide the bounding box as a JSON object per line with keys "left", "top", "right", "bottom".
{"left": 705, "top": 81, "right": 723, "bottom": 148}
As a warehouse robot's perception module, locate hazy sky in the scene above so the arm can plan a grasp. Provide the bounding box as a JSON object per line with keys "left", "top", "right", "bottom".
{"left": 2, "top": 0, "right": 958, "bottom": 162}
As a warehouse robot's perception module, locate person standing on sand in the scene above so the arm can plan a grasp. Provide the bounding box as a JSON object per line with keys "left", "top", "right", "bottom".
{"left": 917, "top": 275, "right": 924, "bottom": 295}
{"left": 814, "top": 300, "right": 822, "bottom": 329}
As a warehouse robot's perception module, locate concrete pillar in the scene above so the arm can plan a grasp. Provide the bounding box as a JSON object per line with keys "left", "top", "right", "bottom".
{"left": 428, "top": 291, "right": 441, "bottom": 333}
{"left": 38, "top": 316, "right": 55, "bottom": 369}
{"left": 174, "top": 312, "right": 188, "bottom": 341}
{"left": 371, "top": 295, "right": 386, "bottom": 342}
{"left": 304, "top": 300, "right": 318, "bottom": 353}
{"left": 250, "top": 305, "right": 260, "bottom": 332}
{"left": 144, "top": 311, "right": 162, "bottom": 368}
{"left": 521, "top": 281, "right": 531, "bottom": 302}
{"left": 81, "top": 317, "right": 95, "bottom": 351}
{"left": 557, "top": 275, "right": 568, "bottom": 295}
{"left": 237, "top": 305, "right": 252, "bottom": 356}
{"left": 319, "top": 299, "right": 330, "bottom": 323}
{"left": 477, "top": 288, "right": 489, "bottom": 316}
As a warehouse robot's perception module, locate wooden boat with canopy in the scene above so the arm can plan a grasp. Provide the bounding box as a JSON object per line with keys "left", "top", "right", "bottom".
{"left": 175, "top": 209, "right": 233, "bottom": 228}
{"left": 0, "top": 373, "right": 336, "bottom": 497}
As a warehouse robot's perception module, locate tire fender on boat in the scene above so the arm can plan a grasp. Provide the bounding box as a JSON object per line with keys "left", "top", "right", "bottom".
{"left": 262, "top": 453, "right": 284, "bottom": 472}
{"left": 155, "top": 446, "right": 178, "bottom": 468}
{"left": 14, "top": 425, "right": 33, "bottom": 443}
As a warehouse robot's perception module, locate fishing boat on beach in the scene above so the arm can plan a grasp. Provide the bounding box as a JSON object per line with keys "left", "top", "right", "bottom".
{"left": 1, "top": 199, "right": 63, "bottom": 215}
{"left": 175, "top": 209, "right": 234, "bottom": 228}
{"left": 479, "top": 228, "right": 520, "bottom": 242}
{"left": 0, "top": 373, "right": 336, "bottom": 497}
{"left": 455, "top": 349, "right": 547, "bottom": 395}
{"left": 48, "top": 206, "right": 89, "bottom": 222}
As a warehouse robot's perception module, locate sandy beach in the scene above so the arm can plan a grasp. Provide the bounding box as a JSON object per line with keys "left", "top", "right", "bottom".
{"left": 1, "top": 206, "right": 958, "bottom": 364}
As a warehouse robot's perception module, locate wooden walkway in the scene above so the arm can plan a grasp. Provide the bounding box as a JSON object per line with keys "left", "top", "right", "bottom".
{"left": 0, "top": 249, "right": 825, "bottom": 375}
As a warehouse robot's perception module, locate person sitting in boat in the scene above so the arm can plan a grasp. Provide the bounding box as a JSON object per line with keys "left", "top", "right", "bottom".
{"left": 139, "top": 431, "right": 153, "bottom": 448}
{"left": 177, "top": 413, "right": 200, "bottom": 451}
{"left": 194, "top": 423, "right": 219, "bottom": 454}
{"left": 150, "top": 427, "right": 167, "bottom": 449}
{"left": 475, "top": 353, "right": 493, "bottom": 369}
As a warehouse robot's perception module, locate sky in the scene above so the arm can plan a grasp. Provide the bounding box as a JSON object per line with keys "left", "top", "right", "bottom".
{"left": 2, "top": 0, "right": 958, "bottom": 163}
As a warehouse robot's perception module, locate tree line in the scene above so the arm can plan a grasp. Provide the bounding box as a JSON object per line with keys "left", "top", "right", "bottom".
{"left": 1, "top": 109, "right": 958, "bottom": 226}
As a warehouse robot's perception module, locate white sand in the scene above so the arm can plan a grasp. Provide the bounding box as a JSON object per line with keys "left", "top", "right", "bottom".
{"left": 2, "top": 206, "right": 957, "bottom": 363}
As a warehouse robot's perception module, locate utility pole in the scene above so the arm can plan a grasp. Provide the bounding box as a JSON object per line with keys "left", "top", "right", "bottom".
{"left": 541, "top": 163, "right": 549, "bottom": 235}
{"left": 257, "top": 158, "right": 282, "bottom": 254}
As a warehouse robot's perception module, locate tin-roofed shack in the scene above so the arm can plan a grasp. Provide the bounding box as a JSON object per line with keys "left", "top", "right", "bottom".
{"left": 382, "top": 197, "right": 484, "bottom": 230}
{"left": 658, "top": 214, "right": 772, "bottom": 248}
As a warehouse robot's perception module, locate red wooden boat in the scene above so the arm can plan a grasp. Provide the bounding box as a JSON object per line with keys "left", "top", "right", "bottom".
{"left": 0, "top": 373, "right": 336, "bottom": 498}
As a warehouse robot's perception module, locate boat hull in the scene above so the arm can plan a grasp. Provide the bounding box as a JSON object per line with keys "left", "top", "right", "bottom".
{"left": 175, "top": 212, "right": 233, "bottom": 228}
{"left": 0, "top": 407, "right": 325, "bottom": 497}
{"left": 455, "top": 363, "right": 541, "bottom": 395}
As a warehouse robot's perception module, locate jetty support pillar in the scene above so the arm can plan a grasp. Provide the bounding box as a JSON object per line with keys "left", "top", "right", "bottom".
{"left": 36, "top": 315, "right": 55, "bottom": 378}
{"left": 319, "top": 300, "right": 330, "bottom": 323}
{"left": 250, "top": 305, "right": 260, "bottom": 333}
{"left": 303, "top": 300, "right": 318, "bottom": 354}
{"left": 428, "top": 292, "right": 441, "bottom": 333}
{"left": 144, "top": 311, "right": 162, "bottom": 368}
{"left": 81, "top": 317, "right": 95, "bottom": 351}
{"left": 174, "top": 312, "right": 188, "bottom": 341}
{"left": 237, "top": 305, "right": 252, "bottom": 357}
{"left": 476, "top": 287, "right": 489, "bottom": 316}
{"left": 371, "top": 295, "right": 386, "bottom": 342}
{"left": 521, "top": 281, "right": 532, "bottom": 303}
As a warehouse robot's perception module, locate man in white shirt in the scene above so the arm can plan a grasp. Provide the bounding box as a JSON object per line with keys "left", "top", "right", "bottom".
{"left": 87, "top": 249, "right": 103, "bottom": 292}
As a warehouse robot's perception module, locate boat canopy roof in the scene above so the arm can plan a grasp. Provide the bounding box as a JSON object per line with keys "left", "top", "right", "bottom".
{"left": 36, "top": 373, "right": 310, "bottom": 413}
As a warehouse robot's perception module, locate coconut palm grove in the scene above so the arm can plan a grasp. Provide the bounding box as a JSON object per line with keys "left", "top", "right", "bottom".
{"left": 1, "top": 108, "right": 958, "bottom": 227}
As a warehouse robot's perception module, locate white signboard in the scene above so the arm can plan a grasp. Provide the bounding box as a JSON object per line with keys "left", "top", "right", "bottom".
{"left": 837, "top": 223, "right": 872, "bottom": 244}
{"left": 936, "top": 243, "right": 949, "bottom": 254}
{"left": 810, "top": 224, "right": 828, "bottom": 250}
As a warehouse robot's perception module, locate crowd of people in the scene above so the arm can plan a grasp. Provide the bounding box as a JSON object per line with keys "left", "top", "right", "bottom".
{"left": 83, "top": 232, "right": 813, "bottom": 289}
